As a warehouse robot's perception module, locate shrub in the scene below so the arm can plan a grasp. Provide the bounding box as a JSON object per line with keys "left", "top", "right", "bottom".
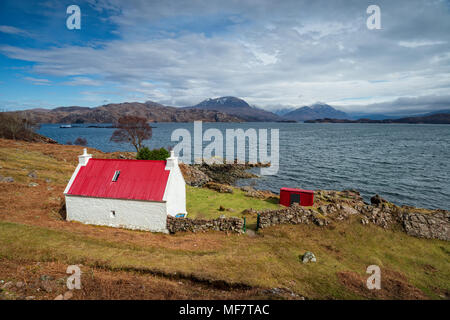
{"left": 136, "top": 147, "right": 170, "bottom": 160}
{"left": 0, "top": 112, "right": 38, "bottom": 141}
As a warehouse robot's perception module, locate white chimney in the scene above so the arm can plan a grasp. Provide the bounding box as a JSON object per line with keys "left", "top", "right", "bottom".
{"left": 78, "top": 148, "right": 92, "bottom": 166}
{"left": 165, "top": 150, "right": 178, "bottom": 170}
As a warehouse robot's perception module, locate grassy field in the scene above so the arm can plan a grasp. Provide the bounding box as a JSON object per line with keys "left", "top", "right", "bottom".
{"left": 0, "top": 138, "right": 449, "bottom": 300}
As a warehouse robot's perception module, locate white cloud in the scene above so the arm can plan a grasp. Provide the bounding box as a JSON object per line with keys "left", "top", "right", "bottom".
{"left": 1, "top": 0, "right": 449, "bottom": 113}
{"left": 398, "top": 40, "right": 446, "bottom": 48}
{"left": 62, "top": 77, "right": 103, "bottom": 86}
{"left": 23, "top": 77, "right": 51, "bottom": 85}
{"left": 0, "top": 25, "right": 31, "bottom": 37}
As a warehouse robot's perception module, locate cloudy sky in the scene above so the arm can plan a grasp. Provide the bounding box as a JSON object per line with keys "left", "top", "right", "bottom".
{"left": 0, "top": 0, "right": 449, "bottom": 115}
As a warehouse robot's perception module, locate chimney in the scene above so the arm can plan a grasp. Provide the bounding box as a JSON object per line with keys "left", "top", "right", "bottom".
{"left": 165, "top": 150, "right": 178, "bottom": 170}
{"left": 78, "top": 148, "right": 92, "bottom": 166}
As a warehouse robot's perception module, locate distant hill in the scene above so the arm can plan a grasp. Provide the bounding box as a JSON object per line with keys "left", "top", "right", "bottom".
{"left": 423, "top": 109, "right": 450, "bottom": 116}
{"left": 11, "top": 101, "right": 244, "bottom": 124}
{"left": 347, "top": 113, "right": 402, "bottom": 120}
{"left": 283, "top": 103, "right": 348, "bottom": 121}
{"left": 304, "top": 113, "right": 450, "bottom": 124}
{"left": 271, "top": 108, "right": 296, "bottom": 116}
{"left": 185, "top": 96, "right": 282, "bottom": 122}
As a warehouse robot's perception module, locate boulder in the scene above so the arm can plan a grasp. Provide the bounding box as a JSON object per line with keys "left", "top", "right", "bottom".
{"left": 0, "top": 176, "right": 14, "bottom": 183}
{"left": 205, "top": 182, "right": 233, "bottom": 193}
{"left": 370, "top": 194, "right": 387, "bottom": 206}
{"left": 179, "top": 163, "right": 211, "bottom": 187}
{"left": 302, "top": 251, "right": 317, "bottom": 263}
{"left": 27, "top": 171, "right": 37, "bottom": 179}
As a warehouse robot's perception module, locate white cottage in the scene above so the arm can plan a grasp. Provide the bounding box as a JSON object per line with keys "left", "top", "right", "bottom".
{"left": 64, "top": 148, "right": 187, "bottom": 232}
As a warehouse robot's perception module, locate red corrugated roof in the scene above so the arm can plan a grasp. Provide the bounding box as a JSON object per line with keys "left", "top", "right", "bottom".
{"left": 280, "top": 187, "right": 314, "bottom": 194}
{"left": 67, "top": 159, "right": 170, "bottom": 201}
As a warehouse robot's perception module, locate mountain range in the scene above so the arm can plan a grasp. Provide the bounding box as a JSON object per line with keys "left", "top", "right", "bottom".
{"left": 283, "top": 103, "right": 348, "bottom": 121}
{"left": 185, "top": 96, "right": 282, "bottom": 122}
{"left": 305, "top": 113, "right": 450, "bottom": 124}
{"left": 8, "top": 97, "right": 450, "bottom": 124}
{"left": 12, "top": 101, "right": 243, "bottom": 124}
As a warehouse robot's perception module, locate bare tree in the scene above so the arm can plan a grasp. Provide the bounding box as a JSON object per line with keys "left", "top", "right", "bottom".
{"left": 110, "top": 116, "right": 152, "bottom": 152}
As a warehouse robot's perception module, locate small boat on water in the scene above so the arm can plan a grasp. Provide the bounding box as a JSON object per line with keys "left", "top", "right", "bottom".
{"left": 60, "top": 124, "right": 72, "bottom": 128}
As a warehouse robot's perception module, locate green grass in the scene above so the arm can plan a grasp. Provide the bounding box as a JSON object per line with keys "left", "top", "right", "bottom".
{"left": 186, "top": 185, "right": 280, "bottom": 220}
{"left": 1, "top": 218, "right": 448, "bottom": 299}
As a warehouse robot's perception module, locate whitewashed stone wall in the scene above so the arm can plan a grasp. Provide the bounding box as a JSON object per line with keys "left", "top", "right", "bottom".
{"left": 65, "top": 195, "right": 168, "bottom": 233}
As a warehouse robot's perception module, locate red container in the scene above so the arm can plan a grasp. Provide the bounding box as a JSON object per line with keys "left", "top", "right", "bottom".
{"left": 279, "top": 188, "right": 314, "bottom": 207}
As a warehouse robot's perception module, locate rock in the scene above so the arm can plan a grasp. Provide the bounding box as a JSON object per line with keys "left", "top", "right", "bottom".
{"left": 40, "top": 281, "right": 53, "bottom": 293}
{"left": 241, "top": 208, "right": 257, "bottom": 215}
{"left": 54, "top": 294, "right": 64, "bottom": 300}
{"left": 28, "top": 182, "right": 39, "bottom": 187}
{"left": 63, "top": 291, "right": 73, "bottom": 300}
{"left": 27, "top": 171, "right": 37, "bottom": 179}
{"left": 1, "top": 281, "right": 13, "bottom": 289}
{"left": 240, "top": 186, "right": 253, "bottom": 192}
{"left": 402, "top": 211, "right": 450, "bottom": 241}
{"left": 204, "top": 182, "right": 233, "bottom": 193}
{"left": 340, "top": 204, "right": 359, "bottom": 216}
{"left": 179, "top": 163, "right": 211, "bottom": 187}
{"left": 302, "top": 251, "right": 317, "bottom": 263}
{"left": 370, "top": 194, "right": 387, "bottom": 206}
{"left": 118, "top": 154, "right": 126, "bottom": 159}
{"left": 318, "top": 205, "right": 328, "bottom": 215}
{"left": 25, "top": 296, "right": 35, "bottom": 300}
{"left": 40, "top": 275, "right": 54, "bottom": 281}
{"left": 361, "top": 218, "right": 369, "bottom": 225}
{"left": 15, "top": 281, "right": 24, "bottom": 288}
{"left": 241, "top": 186, "right": 277, "bottom": 199}
{"left": 246, "top": 229, "right": 256, "bottom": 237}
{"left": 166, "top": 215, "right": 244, "bottom": 234}
{"left": 45, "top": 178, "right": 52, "bottom": 183}
{"left": 1, "top": 176, "right": 14, "bottom": 183}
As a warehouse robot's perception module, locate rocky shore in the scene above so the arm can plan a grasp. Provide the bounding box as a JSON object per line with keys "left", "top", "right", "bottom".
{"left": 256, "top": 190, "right": 449, "bottom": 241}
{"left": 179, "top": 164, "right": 449, "bottom": 241}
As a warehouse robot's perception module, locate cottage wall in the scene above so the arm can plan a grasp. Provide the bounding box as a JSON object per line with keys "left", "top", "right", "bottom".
{"left": 65, "top": 195, "right": 168, "bottom": 233}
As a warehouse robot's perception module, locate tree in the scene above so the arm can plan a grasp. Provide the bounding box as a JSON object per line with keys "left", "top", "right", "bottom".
{"left": 110, "top": 116, "right": 152, "bottom": 152}
{"left": 136, "top": 147, "right": 170, "bottom": 160}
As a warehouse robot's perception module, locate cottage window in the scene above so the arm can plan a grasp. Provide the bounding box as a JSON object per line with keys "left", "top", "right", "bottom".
{"left": 110, "top": 210, "right": 116, "bottom": 218}
{"left": 112, "top": 170, "right": 120, "bottom": 182}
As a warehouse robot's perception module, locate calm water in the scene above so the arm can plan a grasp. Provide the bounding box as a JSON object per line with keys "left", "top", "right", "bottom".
{"left": 39, "top": 123, "right": 450, "bottom": 210}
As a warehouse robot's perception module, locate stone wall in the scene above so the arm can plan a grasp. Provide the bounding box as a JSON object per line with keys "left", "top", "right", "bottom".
{"left": 167, "top": 216, "right": 244, "bottom": 234}
{"left": 256, "top": 194, "right": 450, "bottom": 242}
{"left": 402, "top": 211, "right": 450, "bottom": 241}
{"left": 257, "top": 205, "right": 328, "bottom": 228}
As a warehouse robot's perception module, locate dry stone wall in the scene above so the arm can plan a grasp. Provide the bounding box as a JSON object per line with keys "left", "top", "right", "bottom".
{"left": 257, "top": 205, "right": 328, "bottom": 228}
{"left": 402, "top": 210, "right": 450, "bottom": 241}
{"left": 167, "top": 216, "right": 244, "bottom": 234}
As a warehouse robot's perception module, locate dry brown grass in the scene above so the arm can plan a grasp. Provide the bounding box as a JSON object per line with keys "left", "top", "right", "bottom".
{"left": 0, "top": 259, "right": 282, "bottom": 300}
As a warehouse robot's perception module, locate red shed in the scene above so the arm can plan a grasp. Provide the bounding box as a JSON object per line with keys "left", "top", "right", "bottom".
{"left": 279, "top": 188, "right": 314, "bottom": 207}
